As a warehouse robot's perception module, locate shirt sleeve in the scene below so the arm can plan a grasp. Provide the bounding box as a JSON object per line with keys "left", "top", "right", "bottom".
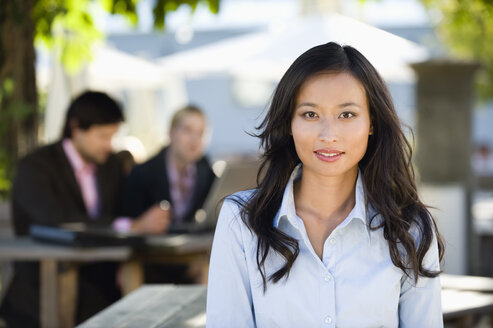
{"left": 122, "top": 165, "right": 148, "bottom": 218}
{"left": 112, "top": 217, "right": 133, "bottom": 232}
{"left": 398, "top": 230, "right": 443, "bottom": 328}
{"left": 206, "top": 199, "right": 256, "bottom": 328}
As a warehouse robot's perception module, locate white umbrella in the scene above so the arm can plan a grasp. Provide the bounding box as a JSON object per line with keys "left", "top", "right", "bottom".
{"left": 158, "top": 13, "right": 429, "bottom": 83}
{"left": 157, "top": 32, "right": 269, "bottom": 77}
{"left": 86, "top": 45, "right": 164, "bottom": 89}
{"left": 43, "top": 55, "right": 72, "bottom": 143}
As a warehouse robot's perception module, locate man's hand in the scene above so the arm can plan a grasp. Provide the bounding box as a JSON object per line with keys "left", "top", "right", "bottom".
{"left": 131, "top": 203, "right": 171, "bottom": 234}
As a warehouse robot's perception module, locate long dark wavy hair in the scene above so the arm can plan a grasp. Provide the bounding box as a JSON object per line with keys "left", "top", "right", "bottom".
{"left": 233, "top": 42, "right": 444, "bottom": 291}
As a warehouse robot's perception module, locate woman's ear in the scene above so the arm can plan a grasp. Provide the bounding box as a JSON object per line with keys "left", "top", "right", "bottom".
{"left": 369, "top": 124, "right": 374, "bottom": 135}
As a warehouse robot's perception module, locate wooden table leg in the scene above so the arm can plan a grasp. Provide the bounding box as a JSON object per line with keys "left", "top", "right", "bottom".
{"left": 455, "top": 314, "right": 474, "bottom": 328}
{"left": 119, "top": 260, "right": 144, "bottom": 295}
{"left": 197, "top": 259, "right": 209, "bottom": 285}
{"left": 40, "top": 259, "right": 58, "bottom": 328}
{"left": 186, "top": 255, "right": 209, "bottom": 285}
{"left": 58, "top": 264, "right": 78, "bottom": 328}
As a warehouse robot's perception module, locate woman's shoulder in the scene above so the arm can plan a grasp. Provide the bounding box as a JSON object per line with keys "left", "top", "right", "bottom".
{"left": 226, "top": 188, "right": 257, "bottom": 205}
{"left": 212, "top": 189, "right": 258, "bottom": 246}
{"left": 216, "top": 189, "right": 257, "bottom": 227}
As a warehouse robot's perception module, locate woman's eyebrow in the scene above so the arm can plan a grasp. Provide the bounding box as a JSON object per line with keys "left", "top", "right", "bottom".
{"left": 296, "top": 102, "right": 318, "bottom": 109}
{"left": 296, "top": 102, "right": 362, "bottom": 109}
{"left": 339, "top": 102, "right": 361, "bottom": 108}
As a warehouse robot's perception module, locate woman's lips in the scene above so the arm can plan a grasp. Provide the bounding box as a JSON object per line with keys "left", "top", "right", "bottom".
{"left": 314, "top": 150, "right": 344, "bottom": 162}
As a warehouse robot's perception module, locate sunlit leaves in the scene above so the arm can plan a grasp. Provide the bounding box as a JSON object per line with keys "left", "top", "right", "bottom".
{"left": 32, "top": 0, "right": 220, "bottom": 72}
{"left": 208, "top": 0, "right": 219, "bottom": 14}
{"left": 152, "top": 0, "right": 220, "bottom": 29}
{"left": 33, "top": 0, "right": 102, "bottom": 73}
{"left": 0, "top": 79, "right": 33, "bottom": 196}
{"left": 32, "top": 0, "right": 66, "bottom": 44}
{"left": 421, "top": 0, "right": 493, "bottom": 98}
{"left": 361, "top": 0, "right": 493, "bottom": 98}
{"left": 100, "top": 0, "right": 139, "bottom": 25}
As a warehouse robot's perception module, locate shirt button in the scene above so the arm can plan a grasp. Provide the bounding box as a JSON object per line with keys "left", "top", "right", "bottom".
{"left": 324, "top": 275, "right": 331, "bottom": 282}
{"left": 329, "top": 238, "right": 336, "bottom": 245}
{"left": 325, "top": 316, "right": 332, "bottom": 324}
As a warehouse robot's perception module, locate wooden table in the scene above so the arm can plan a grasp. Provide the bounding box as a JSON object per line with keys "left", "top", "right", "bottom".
{"left": 0, "top": 233, "right": 213, "bottom": 328}
{"left": 77, "top": 285, "right": 206, "bottom": 328}
{"left": 0, "top": 238, "right": 131, "bottom": 328}
{"left": 441, "top": 274, "right": 493, "bottom": 327}
{"left": 442, "top": 273, "right": 493, "bottom": 292}
{"left": 120, "top": 233, "right": 214, "bottom": 294}
{"left": 142, "top": 233, "right": 213, "bottom": 282}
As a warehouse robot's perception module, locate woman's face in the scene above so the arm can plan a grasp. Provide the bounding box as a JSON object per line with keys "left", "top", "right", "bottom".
{"left": 291, "top": 72, "right": 372, "bottom": 179}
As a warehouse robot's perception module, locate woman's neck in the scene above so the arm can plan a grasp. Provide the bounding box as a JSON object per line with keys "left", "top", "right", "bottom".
{"left": 169, "top": 150, "right": 188, "bottom": 175}
{"left": 293, "top": 167, "right": 358, "bottom": 259}
{"left": 294, "top": 168, "right": 358, "bottom": 224}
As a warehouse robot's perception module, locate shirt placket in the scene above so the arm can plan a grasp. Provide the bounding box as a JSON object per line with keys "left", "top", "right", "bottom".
{"left": 321, "top": 230, "right": 338, "bottom": 328}
{"left": 78, "top": 166, "right": 99, "bottom": 219}
{"left": 292, "top": 216, "right": 337, "bottom": 328}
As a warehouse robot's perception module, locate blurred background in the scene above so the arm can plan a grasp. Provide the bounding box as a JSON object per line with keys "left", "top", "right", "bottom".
{"left": 1, "top": 0, "right": 493, "bottom": 308}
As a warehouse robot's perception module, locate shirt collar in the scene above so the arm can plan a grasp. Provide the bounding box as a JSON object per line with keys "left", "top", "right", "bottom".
{"left": 62, "top": 139, "right": 96, "bottom": 174}
{"left": 165, "top": 150, "right": 197, "bottom": 182}
{"left": 273, "top": 164, "right": 371, "bottom": 241}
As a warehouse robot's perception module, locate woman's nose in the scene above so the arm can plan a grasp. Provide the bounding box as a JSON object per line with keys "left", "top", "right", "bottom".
{"left": 318, "top": 120, "right": 338, "bottom": 142}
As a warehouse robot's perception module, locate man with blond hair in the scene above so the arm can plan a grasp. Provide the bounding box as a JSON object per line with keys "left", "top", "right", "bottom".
{"left": 123, "top": 104, "right": 216, "bottom": 282}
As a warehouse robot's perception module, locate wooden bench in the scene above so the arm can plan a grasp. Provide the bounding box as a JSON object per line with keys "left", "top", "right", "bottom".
{"left": 77, "top": 285, "right": 206, "bottom": 328}
{"left": 78, "top": 274, "right": 493, "bottom": 328}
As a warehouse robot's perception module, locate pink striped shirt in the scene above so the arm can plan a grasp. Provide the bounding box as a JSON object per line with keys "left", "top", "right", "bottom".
{"left": 166, "top": 152, "right": 197, "bottom": 222}
{"left": 62, "top": 139, "right": 99, "bottom": 219}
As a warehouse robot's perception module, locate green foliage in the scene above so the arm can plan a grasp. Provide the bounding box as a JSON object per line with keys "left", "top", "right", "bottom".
{"left": 421, "top": 0, "right": 493, "bottom": 99}
{"left": 33, "top": 0, "right": 103, "bottom": 73}
{"left": 100, "top": 0, "right": 139, "bottom": 25}
{"left": 360, "top": 0, "right": 493, "bottom": 98}
{"left": 0, "top": 79, "right": 14, "bottom": 198}
{"left": 0, "top": 162, "right": 11, "bottom": 199}
{"left": 33, "top": 0, "right": 220, "bottom": 71}
{"left": 152, "top": 0, "right": 219, "bottom": 29}
{"left": 0, "top": 80, "right": 35, "bottom": 199}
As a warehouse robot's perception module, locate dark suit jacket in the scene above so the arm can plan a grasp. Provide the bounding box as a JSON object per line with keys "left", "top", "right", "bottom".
{"left": 12, "top": 141, "right": 126, "bottom": 235}
{"left": 124, "top": 147, "right": 216, "bottom": 222}
{"left": 0, "top": 141, "right": 125, "bottom": 327}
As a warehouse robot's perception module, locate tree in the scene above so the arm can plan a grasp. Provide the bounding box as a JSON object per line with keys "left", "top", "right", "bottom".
{"left": 359, "top": 0, "right": 492, "bottom": 98}
{"left": 420, "top": 0, "right": 493, "bottom": 98}
{"left": 0, "top": 0, "right": 220, "bottom": 198}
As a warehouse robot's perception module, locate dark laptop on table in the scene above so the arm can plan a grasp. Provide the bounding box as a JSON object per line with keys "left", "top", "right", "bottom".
{"left": 29, "top": 222, "right": 146, "bottom": 247}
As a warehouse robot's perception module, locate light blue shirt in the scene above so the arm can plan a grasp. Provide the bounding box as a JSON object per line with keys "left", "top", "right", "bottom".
{"left": 207, "top": 165, "right": 443, "bottom": 328}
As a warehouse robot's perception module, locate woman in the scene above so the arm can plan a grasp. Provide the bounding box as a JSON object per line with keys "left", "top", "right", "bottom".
{"left": 207, "top": 42, "right": 444, "bottom": 327}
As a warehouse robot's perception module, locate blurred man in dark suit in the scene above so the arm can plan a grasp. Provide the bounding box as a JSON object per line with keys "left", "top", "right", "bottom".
{"left": 123, "top": 105, "right": 216, "bottom": 282}
{"left": 0, "top": 91, "right": 169, "bottom": 327}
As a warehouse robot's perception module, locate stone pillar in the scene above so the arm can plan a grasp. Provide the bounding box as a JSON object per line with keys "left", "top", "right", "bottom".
{"left": 411, "top": 60, "right": 480, "bottom": 274}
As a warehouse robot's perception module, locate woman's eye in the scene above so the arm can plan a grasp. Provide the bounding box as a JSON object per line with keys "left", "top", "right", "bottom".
{"left": 303, "top": 111, "right": 318, "bottom": 119}
{"left": 339, "top": 112, "right": 355, "bottom": 119}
